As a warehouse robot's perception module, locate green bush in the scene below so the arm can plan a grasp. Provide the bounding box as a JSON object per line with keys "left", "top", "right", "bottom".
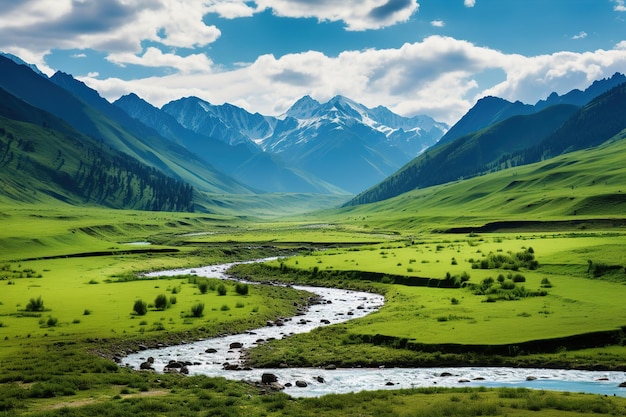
{"left": 154, "top": 294, "right": 168, "bottom": 310}
{"left": 198, "top": 282, "right": 209, "bottom": 294}
{"left": 235, "top": 283, "right": 249, "bottom": 295}
{"left": 25, "top": 296, "right": 45, "bottom": 312}
{"left": 133, "top": 299, "right": 148, "bottom": 316}
{"left": 191, "top": 303, "right": 204, "bottom": 317}
{"left": 217, "top": 284, "right": 227, "bottom": 296}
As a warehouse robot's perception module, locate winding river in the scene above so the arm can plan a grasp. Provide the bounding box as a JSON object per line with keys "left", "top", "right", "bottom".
{"left": 124, "top": 260, "right": 626, "bottom": 398}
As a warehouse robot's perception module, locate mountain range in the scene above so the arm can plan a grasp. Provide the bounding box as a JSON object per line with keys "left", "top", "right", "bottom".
{"left": 347, "top": 73, "right": 626, "bottom": 207}
{"left": 131, "top": 93, "right": 447, "bottom": 193}
{"left": 1, "top": 52, "right": 625, "bottom": 215}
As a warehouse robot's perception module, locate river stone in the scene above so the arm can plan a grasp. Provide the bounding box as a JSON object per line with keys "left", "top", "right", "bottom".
{"left": 262, "top": 373, "right": 278, "bottom": 384}
{"left": 440, "top": 372, "right": 453, "bottom": 377}
{"left": 139, "top": 361, "right": 154, "bottom": 370}
{"left": 205, "top": 348, "right": 218, "bottom": 353}
{"left": 295, "top": 380, "right": 308, "bottom": 388}
{"left": 619, "top": 382, "right": 626, "bottom": 387}
{"left": 316, "top": 376, "right": 325, "bottom": 383}
{"left": 229, "top": 342, "right": 243, "bottom": 349}
{"left": 526, "top": 376, "right": 537, "bottom": 381}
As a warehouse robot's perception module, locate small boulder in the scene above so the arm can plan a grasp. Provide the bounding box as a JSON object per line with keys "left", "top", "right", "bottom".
{"left": 526, "top": 376, "right": 537, "bottom": 381}
{"left": 229, "top": 342, "right": 243, "bottom": 349}
{"left": 262, "top": 373, "right": 278, "bottom": 384}
{"left": 295, "top": 380, "right": 308, "bottom": 388}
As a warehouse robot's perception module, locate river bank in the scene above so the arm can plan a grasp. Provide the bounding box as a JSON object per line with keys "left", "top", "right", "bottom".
{"left": 123, "top": 259, "right": 626, "bottom": 398}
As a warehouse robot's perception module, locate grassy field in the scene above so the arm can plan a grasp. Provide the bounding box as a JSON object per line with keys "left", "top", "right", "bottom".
{"left": 231, "top": 231, "right": 626, "bottom": 369}
{"left": 3, "top": 140, "right": 626, "bottom": 416}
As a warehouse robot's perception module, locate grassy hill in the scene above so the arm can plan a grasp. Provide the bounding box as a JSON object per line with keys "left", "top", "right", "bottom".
{"left": 0, "top": 56, "right": 251, "bottom": 195}
{"left": 348, "top": 81, "right": 626, "bottom": 208}
{"left": 0, "top": 88, "right": 193, "bottom": 211}
{"left": 323, "top": 127, "right": 626, "bottom": 231}
{"left": 346, "top": 104, "right": 578, "bottom": 207}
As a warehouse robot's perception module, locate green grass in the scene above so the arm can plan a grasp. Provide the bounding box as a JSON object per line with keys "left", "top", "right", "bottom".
{"left": 316, "top": 132, "right": 626, "bottom": 232}
{"left": 3, "top": 132, "right": 626, "bottom": 416}
{"left": 234, "top": 232, "right": 626, "bottom": 368}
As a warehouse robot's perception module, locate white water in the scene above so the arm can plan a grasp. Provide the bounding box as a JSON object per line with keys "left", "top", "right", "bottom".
{"left": 124, "top": 260, "right": 626, "bottom": 398}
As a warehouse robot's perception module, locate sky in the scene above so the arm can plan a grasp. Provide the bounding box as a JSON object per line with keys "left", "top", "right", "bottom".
{"left": 1, "top": 0, "right": 626, "bottom": 125}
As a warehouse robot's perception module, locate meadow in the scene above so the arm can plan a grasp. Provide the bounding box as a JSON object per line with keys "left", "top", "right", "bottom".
{"left": 2, "top": 193, "right": 626, "bottom": 415}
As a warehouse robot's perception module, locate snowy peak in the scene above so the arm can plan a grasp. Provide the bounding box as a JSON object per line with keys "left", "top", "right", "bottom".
{"left": 285, "top": 95, "right": 321, "bottom": 119}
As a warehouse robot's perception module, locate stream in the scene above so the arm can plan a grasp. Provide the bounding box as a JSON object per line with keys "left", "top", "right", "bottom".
{"left": 124, "top": 259, "right": 626, "bottom": 398}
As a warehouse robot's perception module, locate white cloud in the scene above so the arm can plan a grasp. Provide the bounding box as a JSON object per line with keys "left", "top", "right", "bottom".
{"left": 572, "top": 31, "right": 587, "bottom": 40}
{"left": 207, "top": 0, "right": 420, "bottom": 31}
{"left": 80, "top": 36, "right": 626, "bottom": 125}
{"left": 614, "top": 0, "right": 626, "bottom": 12}
{"left": 0, "top": 1, "right": 221, "bottom": 59}
{"left": 72, "top": 53, "right": 87, "bottom": 58}
{"left": 107, "top": 47, "right": 213, "bottom": 73}
{"left": 431, "top": 20, "right": 445, "bottom": 27}
{"left": 464, "top": 0, "right": 476, "bottom": 7}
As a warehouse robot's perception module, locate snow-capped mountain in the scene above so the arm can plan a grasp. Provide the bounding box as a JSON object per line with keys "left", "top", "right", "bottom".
{"left": 162, "top": 97, "right": 273, "bottom": 147}
{"left": 160, "top": 94, "right": 447, "bottom": 193}
{"left": 259, "top": 95, "right": 447, "bottom": 192}
{"left": 265, "top": 95, "right": 446, "bottom": 157}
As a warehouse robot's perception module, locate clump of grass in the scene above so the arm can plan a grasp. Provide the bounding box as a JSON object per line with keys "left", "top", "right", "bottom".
{"left": 191, "top": 303, "right": 204, "bottom": 317}
{"left": 25, "top": 296, "right": 45, "bottom": 312}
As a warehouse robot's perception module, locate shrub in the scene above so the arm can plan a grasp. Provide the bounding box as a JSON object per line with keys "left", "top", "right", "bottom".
{"left": 235, "top": 283, "right": 249, "bottom": 296}
{"left": 540, "top": 277, "right": 553, "bottom": 288}
{"left": 451, "top": 297, "right": 460, "bottom": 305}
{"left": 501, "top": 280, "right": 516, "bottom": 290}
{"left": 46, "top": 316, "right": 58, "bottom": 327}
{"left": 25, "top": 296, "right": 45, "bottom": 312}
{"left": 198, "top": 282, "right": 209, "bottom": 294}
{"left": 133, "top": 299, "right": 148, "bottom": 316}
{"left": 191, "top": 303, "right": 204, "bottom": 317}
{"left": 83, "top": 309, "right": 91, "bottom": 316}
{"left": 169, "top": 295, "right": 177, "bottom": 305}
{"left": 220, "top": 304, "right": 230, "bottom": 311}
{"left": 154, "top": 294, "right": 168, "bottom": 310}
{"left": 512, "top": 273, "right": 526, "bottom": 282}
{"left": 217, "top": 284, "right": 227, "bottom": 296}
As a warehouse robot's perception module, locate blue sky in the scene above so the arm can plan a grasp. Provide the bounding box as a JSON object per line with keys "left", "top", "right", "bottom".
{"left": 1, "top": 0, "right": 625, "bottom": 124}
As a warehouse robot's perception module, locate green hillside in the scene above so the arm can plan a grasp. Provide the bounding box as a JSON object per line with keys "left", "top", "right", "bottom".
{"left": 0, "top": 113, "right": 193, "bottom": 211}
{"left": 325, "top": 127, "right": 626, "bottom": 231}
{"left": 347, "top": 104, "right": 578, "bottom": 206}
{"left": 0, "top": 57, "right": 251, "bottom": 195}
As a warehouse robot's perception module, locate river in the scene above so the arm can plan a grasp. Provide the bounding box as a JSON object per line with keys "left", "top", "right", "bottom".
{"left": 123, "top": 259, "right": 626, "bottom": 398}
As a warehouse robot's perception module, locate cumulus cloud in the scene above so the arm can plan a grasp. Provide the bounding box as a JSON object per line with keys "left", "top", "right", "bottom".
{"left": 614, "top": 0, "right": 626, "bottom": 12}
{"left": 207, "top": 0, "right": 420, "bottom": 30}
{"left": 80, "top": 36, "right": 626, "bottom": 125}
{"left": 107, "top": 47, "right": 213, "bottom": 73}
{"left": 572, "top": 31, "right": 587, "bottom": 40}
{"left": 431, "top": 20, "right": 445, "bottom": 27}
{"left": 0, "top": 1, "right": 220, "bottom": 60}
{"left": 464, "top": 0, "right": 476, "bottom": 7}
